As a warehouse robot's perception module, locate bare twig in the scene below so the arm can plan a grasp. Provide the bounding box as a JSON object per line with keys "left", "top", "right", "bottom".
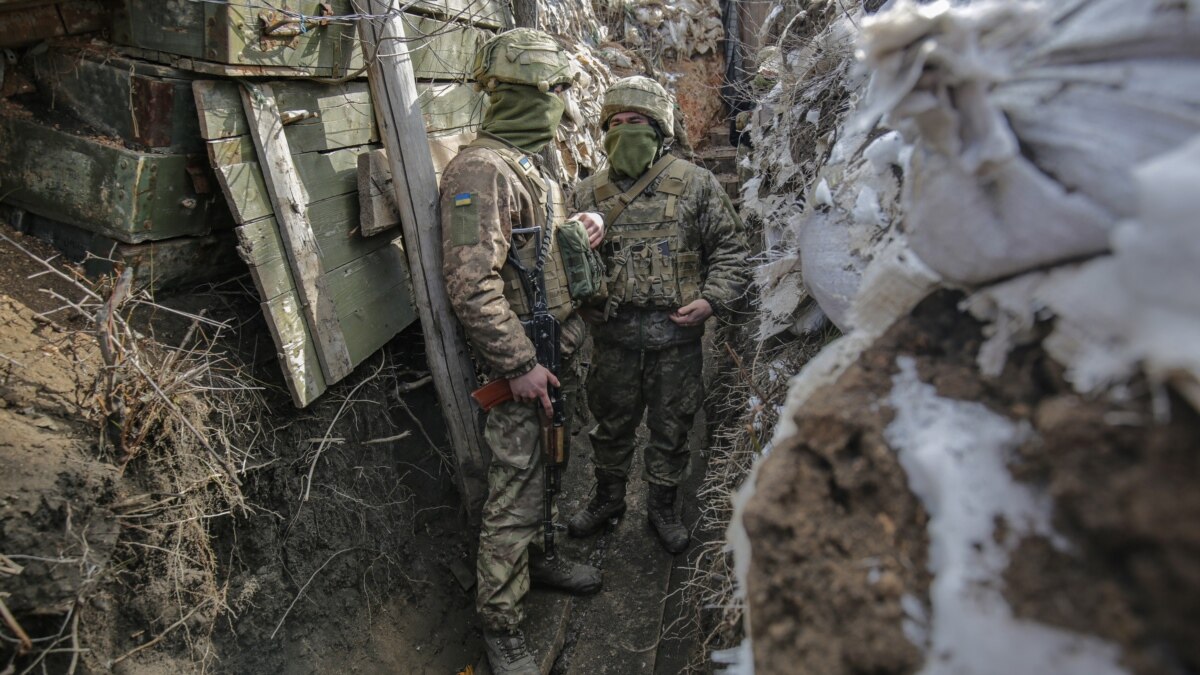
{"left": 269, "top": 548, "right": 356, "bottom": 640}
{"left": 110, "top": 598, "right": 214, "bottom": 666}
{"left": 0, "top": 595, "right": 32, "bottom": 655}
{"left": 363, "top": 431, "right": 412, "bottom": 445}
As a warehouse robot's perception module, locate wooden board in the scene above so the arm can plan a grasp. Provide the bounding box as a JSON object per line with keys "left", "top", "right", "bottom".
{"left": 358, "top": 149, "right": 401, "bottom": 237}
{"left": 242, "top": 81, "right": 354, "bottom": 383}
{"left": 196, "top": 79, "right": 416, "bottom": 407}
{"left": 419, "top": 82, "right": 487, "bottom": 135}
{"left": 0, "top": 113, "right": 230, "bottom": 243}
{"left": 362, "top": 1, "right": 489, "bottom": 511}
{"left": 399, "top": 14, "right": 491, "bottom": 80}
{"left": 0, "top": 2, "right": 104, "bottom": 49}
{"left": 194, "top": 79, "right": 378, "bottom": 150}
{"left": 405, "top": 0, "right": 510, "bottom": 30}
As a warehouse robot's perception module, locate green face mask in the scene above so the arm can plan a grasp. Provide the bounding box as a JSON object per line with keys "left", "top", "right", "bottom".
{"left": 604, "top": 124, "right": 660, "bottom": 179}
{"left": 481, "top": 84, "right": 565, "bottom": 154}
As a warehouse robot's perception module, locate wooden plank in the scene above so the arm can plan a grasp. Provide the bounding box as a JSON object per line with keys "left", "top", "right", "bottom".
{"left": 235, "top": 217, "right": 295, "bottom": 302}
{"left": 261, "top": 291, "right": 329, "bottom": 407}
{"left": 399, "top": 14, "right": 490, "bottom": 80}
{"left": 325, "top": 239, "right": 417, "bottom": 364}
{"left": 241, "top": 82, "right": 353, "bottom": 383}
{"left": 428, "top": 129, "right": 477, "bottom": 179}
{"left": 419, "top": 82, "right": 486, "bottom": 134}
{"left": 309, "top": 191, "right": 391, "bottom": 269}
{"left": 209, "top": 136, "right": 375, "bottom": 204}
{"left": 194, "top": 79, "right": 377, "bottom": 150}
{"left": 362, "top": 2, "right": 489, "bottom": 512}
{"left": 358, "top": 149, "right": 401, "bottom": 237}
{"left": 0, "top": 5, "right": 63, "bottom": 48}
{"left": 57, "top": 1, "right": 107, "bottom": 35}
{"left": 404, "top": 0, "right": 510, "bottom": 30}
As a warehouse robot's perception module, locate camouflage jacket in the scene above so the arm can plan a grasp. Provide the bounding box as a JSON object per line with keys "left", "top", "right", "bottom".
{"left": 441, "top": 142, "right": 584, "bottom": 378}
{"left": 570, "top": 158, "right": 749, "bottom": 349}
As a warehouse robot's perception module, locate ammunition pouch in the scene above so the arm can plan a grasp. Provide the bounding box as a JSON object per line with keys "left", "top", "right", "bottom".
{"left": 556, "top": 219, "right": 607, "bottom": 302}
{"left": 603, "top": 224, "right": 702, "bottom": 311}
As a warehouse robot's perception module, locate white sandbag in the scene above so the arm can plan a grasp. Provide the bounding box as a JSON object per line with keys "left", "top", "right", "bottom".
{"left": 853, "top": 0, "right": 1200, "bottom": 286}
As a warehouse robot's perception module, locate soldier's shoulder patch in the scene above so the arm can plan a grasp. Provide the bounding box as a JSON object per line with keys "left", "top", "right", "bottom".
{"left": 450, "top": 192, "right": 479, "bottom": 246}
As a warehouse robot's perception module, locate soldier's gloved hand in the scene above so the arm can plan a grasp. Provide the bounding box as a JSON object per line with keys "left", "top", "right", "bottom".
{"left": 508, "top": 364, "right": 560, "bottom": 418}
{"left": 669, "top": 298, "right": 713, "bottom": 327}
{"left": 570, "top": 211, "right": 605, "bottom": 249}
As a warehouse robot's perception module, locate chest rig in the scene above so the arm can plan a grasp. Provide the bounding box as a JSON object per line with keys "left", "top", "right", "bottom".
{"left": 470, "top": 136, "right": 575, "bottom": 323}
{"left": 594, "top": 155, "right": 703, "bottom": 315}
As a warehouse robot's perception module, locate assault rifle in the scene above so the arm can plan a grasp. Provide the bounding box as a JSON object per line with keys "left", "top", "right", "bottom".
{"left": 471, "top": 224, "right": 567, "bottom": 560}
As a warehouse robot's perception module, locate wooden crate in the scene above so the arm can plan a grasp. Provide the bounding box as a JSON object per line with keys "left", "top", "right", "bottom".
{"left": 28, "top": 43, "right": 204, "bottom": 153}
{"left": 2, "top": 204, "right": 242, "bottom": 293}
{"left": 0, "top": 1, "right": 106, "bottom": 49}
{"left": 0, "top": 112, "right": 232, "bottom": 243}
{"left": 108, "top": 0, "right": 505, "bottom": 78}
{"left": 111, "top": 0, "right": 365, "bottom": 78}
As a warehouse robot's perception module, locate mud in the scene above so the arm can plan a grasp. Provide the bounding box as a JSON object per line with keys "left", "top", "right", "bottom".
{"left": 743, "top": 291, "right": 1200, "bottom": 675}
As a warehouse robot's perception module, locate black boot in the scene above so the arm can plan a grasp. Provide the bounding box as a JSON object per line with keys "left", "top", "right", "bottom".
{"left": 529, "top": 550, "right": 602, "bottom": 594}
{"left": 647, "top": 483, "right": 689, "bottom": 554}
{"left": 482, "top": 627, "right": 539, "bottom": 675}
{"left": 568, "top": 471, "right": 627, "bottom": 537}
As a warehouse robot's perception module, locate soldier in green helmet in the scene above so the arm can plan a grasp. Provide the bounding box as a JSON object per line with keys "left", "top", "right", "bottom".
{"left": 440, "top": 28, "right": 607, "bottom": 675}
{"left": 567, "top": 76, "right": 750, "bottom": 554}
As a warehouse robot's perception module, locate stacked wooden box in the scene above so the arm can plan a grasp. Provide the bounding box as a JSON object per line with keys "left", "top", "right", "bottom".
{"left": 0, "top": 0, "right": 509, "bottom": 406}
{"left": 0, "top": 37, "right": 241, "bottom": 290}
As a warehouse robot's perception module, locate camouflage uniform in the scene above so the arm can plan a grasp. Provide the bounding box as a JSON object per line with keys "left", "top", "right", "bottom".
{"left": 441, "top": 29, "right": 595, "bottom": 640}
{"left": 570, "top": 77, "right": 749, "bottom": 490}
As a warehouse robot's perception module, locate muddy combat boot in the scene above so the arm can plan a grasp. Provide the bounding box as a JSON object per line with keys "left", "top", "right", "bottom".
{"left": 482, "top": 627, "right": 539, "bottom": 675}
{"left": 567, "top": 471, "right": 627, "bottom": 537}
{"left": 529, "top": 550, "right": 602, "bottom": 594}
{"left": 647, "top": 483, "right": 689, "bottom": 554}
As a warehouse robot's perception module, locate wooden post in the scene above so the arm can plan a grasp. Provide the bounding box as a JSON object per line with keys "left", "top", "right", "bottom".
{"left": 358, "top": 1, "right": 488, "bottom": 513}
{"left": 240, "top": 82, "right": 354, "bottom": 384}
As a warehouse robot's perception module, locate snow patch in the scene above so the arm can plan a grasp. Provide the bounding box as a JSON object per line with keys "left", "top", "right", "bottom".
{"left": 885, "top": 356, "right": 1128, "bottom": 675}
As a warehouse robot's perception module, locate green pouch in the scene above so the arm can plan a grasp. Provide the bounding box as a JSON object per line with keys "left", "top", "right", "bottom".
{"left": 557, "top": 219, "right": 607, "bottom": 301}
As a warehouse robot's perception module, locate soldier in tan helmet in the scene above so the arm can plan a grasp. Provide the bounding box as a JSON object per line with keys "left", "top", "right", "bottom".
{"left": 440, "top": 28, "right": 607, "bottom": 674}
{"left": 567, "top": 76, "right": 750, "bottom": 554}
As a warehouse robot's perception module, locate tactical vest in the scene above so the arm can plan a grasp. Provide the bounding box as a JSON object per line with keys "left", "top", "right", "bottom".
{"left": 469, "top": 136, "right": 575, "bottom": 323}
{"left": 594, "top": 158, "right": 704, "bottom": 312}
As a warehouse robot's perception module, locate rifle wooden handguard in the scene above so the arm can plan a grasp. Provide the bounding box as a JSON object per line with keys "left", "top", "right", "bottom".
{"left": 471, "top": 378, "right": 513, "bottom": 412}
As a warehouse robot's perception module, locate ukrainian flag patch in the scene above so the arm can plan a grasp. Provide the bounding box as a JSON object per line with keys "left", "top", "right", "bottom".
{"left": 454, "top": 192, "right": 472, "bottom": 207}
{"left": 518, "top": 156, "right": 532, "bottom": 171}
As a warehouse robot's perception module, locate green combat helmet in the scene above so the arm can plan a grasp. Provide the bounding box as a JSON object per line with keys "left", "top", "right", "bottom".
{"left": 600, "top": 75, "right": 675, "bottom": 141}
{"left": 472, "top": 27, "right": 574, "bottom": 93}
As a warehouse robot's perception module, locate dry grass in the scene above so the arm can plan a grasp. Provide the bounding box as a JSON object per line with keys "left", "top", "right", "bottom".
{"left": 0, "top": 234, "right": 269, "bottom": 674}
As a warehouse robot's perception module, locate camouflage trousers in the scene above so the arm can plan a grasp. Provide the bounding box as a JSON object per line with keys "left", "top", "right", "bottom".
{"left": 475, "top": 360, "right": 578, "bottom": 632}
{"left": 587, "top": 340, "right": 704, "bottom": 486}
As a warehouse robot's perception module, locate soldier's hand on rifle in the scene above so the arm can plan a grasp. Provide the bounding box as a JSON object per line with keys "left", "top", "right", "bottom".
{"left": 571, "top": 211, "right": 605, "bottom": 249}
{"left": 509, "top": 364, "right": 560, "bottom": 418}
{"left": 670, "top": 298, "right": 713, "bottom": 327}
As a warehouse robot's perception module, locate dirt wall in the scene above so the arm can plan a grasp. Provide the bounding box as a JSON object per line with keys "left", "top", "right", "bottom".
{"left": 744, "top": 292, "right": 1200, "bottom": 675}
